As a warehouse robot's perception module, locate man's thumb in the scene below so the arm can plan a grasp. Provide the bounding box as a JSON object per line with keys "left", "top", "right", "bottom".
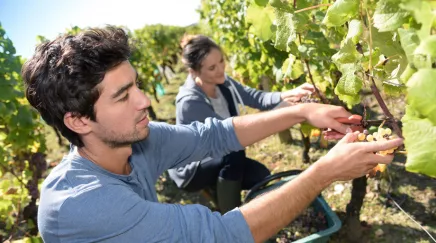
{"left": 337, "top": 131, "right": 359, "bottom": 145}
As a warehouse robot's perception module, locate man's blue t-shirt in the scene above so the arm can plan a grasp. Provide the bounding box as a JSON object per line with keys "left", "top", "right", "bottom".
{"left": 37, "top": 118, "right": 254, "bottom": 242}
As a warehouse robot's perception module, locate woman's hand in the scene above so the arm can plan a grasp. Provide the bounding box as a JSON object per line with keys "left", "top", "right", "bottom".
{"left": 280, "top": 83, "right": 315, "bottom": 103}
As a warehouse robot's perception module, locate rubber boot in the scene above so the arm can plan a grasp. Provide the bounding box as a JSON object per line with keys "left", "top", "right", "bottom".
{"left": 216, "top": 177, "right": 242, "bottom": 214}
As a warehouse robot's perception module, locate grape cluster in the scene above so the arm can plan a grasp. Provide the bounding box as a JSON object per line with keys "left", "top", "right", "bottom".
{"left": 300, "top": 96, "right": 320, "bottom": 104}
{"left": 355, "top": 127, "right": 399, "bottom": 177}
{"left": 356, "top": 127, "right": 398, "bottom": 156}
{"left": 268, "top": 207, "right": 328, "bottom": 243}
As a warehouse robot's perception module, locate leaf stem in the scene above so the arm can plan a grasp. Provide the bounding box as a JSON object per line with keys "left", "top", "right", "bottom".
{"left": 303, "top": 59, "right": 328, "bottom": 104}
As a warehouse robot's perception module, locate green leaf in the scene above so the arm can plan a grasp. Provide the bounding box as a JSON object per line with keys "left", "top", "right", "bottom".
{"left": 281, "top": 54, "right": 304, "bottom": 80}
{"left": 373, "top": 0, "right": 410, "bottom": 32}
{"left": 334, "top": 64, "right": 362, "bottom": 106}
{"left": 246, "top": 5, "right": 274, "bottom": 41}
{"left": 402, "top": 112, "right": 436, "bottom": 178}
{"left": 253, "top": 0, "right": 269, "bottom": 7}
{"left": 332, "top": 39, "right": 362, "bottom": 65}
{"left": 398, "top": 28, "right": 420, "bottom": 63}
{"left": 399, "top": 65, "right": 417, "bottom": 83}
{"left": 269, "top": 0, "right": 293, "bottom": 12}
{"left": 371, "top": 27, "right": 405, "bottom": 57}
{"left": 0, "top": 83, "right": 16, "bottom": 101}
{"left": 406, "top": 69, "right": 436, "bottom": 125}
{"left": 274, "top": 10, "right": 297, "bottom": 51}
{"left": 335, "top": 64, "right": 363, "bottom": 96}
{"left": 400, "top": 0, "right": 435, "bottom": 40}
{"left": 383, "top": 80, "right": 406, "bottom": 97}
{"left": 345, "top": 20, "right": 363, "bottom": 44}
{"left": 336, "top": 93, "right": 361, "bottom": 107}
{"left": 412, "top": 35, "right": 436, "bottom": 69}
{"left": 322, "top": 0, "right": 359, "bottom": 27}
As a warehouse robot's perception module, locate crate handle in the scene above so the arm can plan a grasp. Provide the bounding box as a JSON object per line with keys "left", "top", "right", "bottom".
{"left": 244, "top": 169, "right": 303, "bottom": 203}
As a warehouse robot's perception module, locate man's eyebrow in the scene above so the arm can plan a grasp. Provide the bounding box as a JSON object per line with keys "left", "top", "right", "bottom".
{"left": 111, "top": 71, "right": 139, "bottom": 99}
{"left": 111, "top": 82, "right": 134, "bottom": 99}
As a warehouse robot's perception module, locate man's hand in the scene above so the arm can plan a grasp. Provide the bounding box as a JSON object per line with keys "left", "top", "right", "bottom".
{"left": 280, "top": 83, "right": 315, "bottom": 102}
{"left": 315, "top": 132, "right": 404, "bottom": 183}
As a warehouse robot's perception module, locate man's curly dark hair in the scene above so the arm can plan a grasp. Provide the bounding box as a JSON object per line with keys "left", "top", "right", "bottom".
{"left": 22, "top": 26, "right": 131, "bottom": 147}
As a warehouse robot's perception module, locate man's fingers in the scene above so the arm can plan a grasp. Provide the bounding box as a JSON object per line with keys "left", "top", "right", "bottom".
{"left": 362, "top": 138, "right": 404, "bottom": 153}
{"left": 336, "top": 131, "right": 359, "bottom": 145}
{"left": 367, "top": 154, "right": 395, "bottom": 164}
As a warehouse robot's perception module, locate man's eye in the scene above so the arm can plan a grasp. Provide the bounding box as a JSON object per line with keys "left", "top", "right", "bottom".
{"left": 209, "top": 66, "right": 215, "bottom": 71}
{"left": 119, "top": 94, "right": 129, "bottom": 102}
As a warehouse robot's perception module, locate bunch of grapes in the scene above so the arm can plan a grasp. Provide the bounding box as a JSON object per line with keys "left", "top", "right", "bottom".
{"left": 356, "top": 127, "right": 398, "bottom": 155}
{"left": 355, "top": 126, "right": 399, "bottom": 177}
{"left": 268, "top": 207, "right": 328, "bottom": 243}
{"left": 300, "top": 96, "right": 320, "bottom": 104}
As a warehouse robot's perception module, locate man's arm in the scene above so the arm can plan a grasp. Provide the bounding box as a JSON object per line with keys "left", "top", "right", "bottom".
{"left": 232, "top": 103, "right": 352, "bottom": 147}
{"left": 56, "top": 185, "right": 255, "bottom": 243}
{"left": 239, "top": 132, "right": 403, "bottom": 242}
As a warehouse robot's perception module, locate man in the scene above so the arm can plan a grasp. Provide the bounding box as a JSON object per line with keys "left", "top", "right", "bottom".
{"left": 22, "top": 26, "right": 402, "bottom": 243}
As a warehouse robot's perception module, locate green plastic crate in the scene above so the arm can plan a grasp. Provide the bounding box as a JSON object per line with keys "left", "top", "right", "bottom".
{"left": 245, "top": 174, "right": 342, "bottom": 243}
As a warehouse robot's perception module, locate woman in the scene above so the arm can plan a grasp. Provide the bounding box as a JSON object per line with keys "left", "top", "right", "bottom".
{"left": 168, "top": 35, "right": 315, "bottom": 213}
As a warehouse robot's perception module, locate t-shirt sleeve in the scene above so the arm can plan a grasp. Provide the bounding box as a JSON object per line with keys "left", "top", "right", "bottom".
{"left": 140, "top": 118, "right": 244, "bottom": 175}
{"left": 57, "top": 185, "right": 254, "bottom": 243}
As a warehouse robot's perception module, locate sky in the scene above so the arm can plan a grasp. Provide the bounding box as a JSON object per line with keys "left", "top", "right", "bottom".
{"left": 0, "top": 0, "right": 201, "bottom": 58}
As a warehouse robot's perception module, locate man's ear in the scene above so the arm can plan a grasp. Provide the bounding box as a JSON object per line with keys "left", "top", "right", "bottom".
{"left": 64, "top": 112, "right": 92, "bottom": 135}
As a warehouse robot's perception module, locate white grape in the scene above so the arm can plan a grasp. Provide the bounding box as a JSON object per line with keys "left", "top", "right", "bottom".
{"left": 358, "top": 133, "right": 366, "bottom": 141}
{"left": 384, "top": 128, "right": 392, "bottom": 135}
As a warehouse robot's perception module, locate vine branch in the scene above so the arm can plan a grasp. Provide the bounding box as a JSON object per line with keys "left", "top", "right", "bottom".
{"left": 297, "top": 34, "right": 328, "bottom": 104}
{"left": 363, "top": 4, "right": 403, "bottom": 138}
{"left": 295, "top": 3, "right": 331, "bottom": 13}
{"left": 303, "top": 59, "right": 328, "bottom": 104}
{"left": 368, "top": 75, "right": 403, "bottom": 138}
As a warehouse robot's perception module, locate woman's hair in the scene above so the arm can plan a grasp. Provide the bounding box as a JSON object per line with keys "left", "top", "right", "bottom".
{"left": 180, "top": 34, "right": 222, "bottom": 72}
{"left": 22, "top": 26, "right": 131, "bottom": 147}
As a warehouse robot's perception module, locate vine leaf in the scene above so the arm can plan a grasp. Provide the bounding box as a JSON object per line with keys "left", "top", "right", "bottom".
{"left": 402, "top": 106, "right": 436, "bottom": 178}
{"left": 398, "top": 28, "right": 420, "bottom": 63}
{"left": 246, "top": 4, "right": 275, "bottom": 41}
{"left": 373, "top": 0, "right": 410, "bottom": 32}
{"left": 406, "top": 69, "right": 436, "bottom": 125}
{"left": 322, "top": 0, "right": 359, "bottom": 27}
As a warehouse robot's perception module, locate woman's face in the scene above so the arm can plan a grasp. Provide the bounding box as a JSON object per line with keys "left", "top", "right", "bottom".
{"left": 195, "top": 48, "right": 226, "bottom": 85}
